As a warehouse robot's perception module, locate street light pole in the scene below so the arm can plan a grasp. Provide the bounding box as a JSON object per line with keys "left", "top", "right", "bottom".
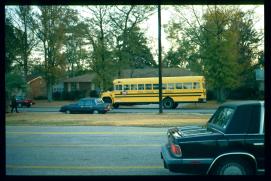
{"left": 158, "top": 4, "right": 163, "bottom": 114}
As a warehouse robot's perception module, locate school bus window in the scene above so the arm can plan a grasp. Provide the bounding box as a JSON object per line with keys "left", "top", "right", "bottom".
{"left": 124, "top": 84, "right": 130, "bottom": 90}
{"left": 176, "top": 83, "right": 183, "bottom": 89}
{"left": 131, "top": 84, "right": 137, "bottom": 90}
{"left": 162, "top": 84, "right": 167, "bottom": 89}
{"left": 193, "top": 82, "right": 200, "bottom": 89}
{"left": 183, "top": 82, "right": 192, "bottom": 89}
{"left": 138, "top": 84, "right": 144, "bottom": 90}
{"left": 145, "top": 84, "right": 152, "bottom": 90}
{"left": 168, "top": 83, "right": 174, "bottom": 90}
{"left": 153, "top": 84, "right": 159, "bottom": 90}
{"left": 114, "top": 85, "right": 121, "bottom": 90}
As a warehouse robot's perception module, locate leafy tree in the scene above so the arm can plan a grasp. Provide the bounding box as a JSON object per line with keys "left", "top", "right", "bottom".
{"left": 64, "top": 21, "right": 89, "bottom": 78}
{"left": 165, "top": 5, "right": 263, "bottom": 102}
{"left": 255, "top": 51, "right": 264, "bottom": 69}
{"left": 109, "top": 5, "right": 156, "bottom": 78}
{"left": 5, "top": 72, "right": 27, "bottom": 111}
{"left": 35, "top": 6, "right": 79, "bottom": 101}
{"left": 5, "top": 6, "right": 39, "bottom": 79}
{"left": 15, "top": 6, "right": 39, "bottom": 79}
{"left": 199, "top": 7, "right": 241, "bottom": 102}
{"left": 120, "top": 26, "right": 156, "bottom": 77}
{"left": 85, "top": 5, "right": 115, "bottom": 91}
{"left": 5, "top": 17, "right": 21, "bottom": 73}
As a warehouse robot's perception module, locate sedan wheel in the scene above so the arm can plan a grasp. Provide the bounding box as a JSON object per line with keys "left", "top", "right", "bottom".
{"left": 65, "top": 110, "right": 71, "bottom": 114}
{"left": 215, "top": 160, "right": 252, "bottom": 175}
{"left": 93, "top": 110, "right": 99, "bottom": 114}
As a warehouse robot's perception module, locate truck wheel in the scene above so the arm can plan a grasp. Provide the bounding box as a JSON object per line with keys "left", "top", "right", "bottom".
{"left": 163, "top": 97, "right": 174, "bottom": 109}
{"left": 214, "top": 159, "right": 253, "bottom": 175}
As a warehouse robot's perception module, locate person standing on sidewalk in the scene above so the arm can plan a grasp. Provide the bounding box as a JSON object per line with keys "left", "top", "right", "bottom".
{"left": 11, "top": 95, "right": 19, "bottom": 113}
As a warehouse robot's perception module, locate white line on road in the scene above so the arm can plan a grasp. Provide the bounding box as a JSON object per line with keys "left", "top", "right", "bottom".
{"left": 7, "top": 143, "right": 161, "bottom": 147}
{"left": 6, "top": 165, "right": 163, "bottom": 170}
{"left": 6, "top": 131, "right": 165, "bottom": 135}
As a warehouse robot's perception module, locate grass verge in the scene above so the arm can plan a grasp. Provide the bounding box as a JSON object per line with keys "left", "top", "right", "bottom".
{"left": 6, "top": 112, "right": 211, "bottom": 127}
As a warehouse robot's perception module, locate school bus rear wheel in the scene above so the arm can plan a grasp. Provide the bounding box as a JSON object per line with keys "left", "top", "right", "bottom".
{"left": 163, "top": 97, "right": 174, "bottom": 109}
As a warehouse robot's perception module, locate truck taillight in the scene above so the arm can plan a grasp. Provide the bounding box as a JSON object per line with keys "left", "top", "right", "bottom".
{"left": 170, "top": 143, "right": 182, "bottom": 157}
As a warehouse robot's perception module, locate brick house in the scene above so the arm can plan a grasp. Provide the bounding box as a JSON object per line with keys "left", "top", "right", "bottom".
{"left": 27, "top": 76, "right": 47, "bottom": 99}
{"left": 63, "top": 73, "right": 97, "bottom": 97}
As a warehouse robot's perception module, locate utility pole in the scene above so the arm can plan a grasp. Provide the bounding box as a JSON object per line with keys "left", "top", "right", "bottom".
{"left": 158, "top": 4, "right": 163, "bottom": 113}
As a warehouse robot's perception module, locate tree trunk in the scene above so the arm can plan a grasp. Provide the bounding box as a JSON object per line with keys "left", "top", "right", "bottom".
{"left": 216, "top": 87, "right": 226, "bottom": 103}
{"left": 47, "top": 78, "right": 53, "bottom": 102}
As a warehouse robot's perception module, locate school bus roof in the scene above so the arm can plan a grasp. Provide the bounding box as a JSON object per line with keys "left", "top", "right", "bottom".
{"left": 113, "top": 76, "right": 204, "bottom": 84}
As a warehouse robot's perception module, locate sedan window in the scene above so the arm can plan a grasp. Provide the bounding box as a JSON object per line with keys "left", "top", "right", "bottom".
{"left": 208, "top": 107, "right": 235, "bottom": 130}
{"left": 78, "top": 101, "right": 85, "bottom": 106}
{"left": 85, "top": 100, "right": 93, "bottom": 106}
{"left": 95, "top": 99, "right": 104, "bottom": 104}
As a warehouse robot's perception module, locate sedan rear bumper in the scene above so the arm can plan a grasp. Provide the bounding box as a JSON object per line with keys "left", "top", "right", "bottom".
{"left": 161, "top": 144, "right": 212, "bottom": 174}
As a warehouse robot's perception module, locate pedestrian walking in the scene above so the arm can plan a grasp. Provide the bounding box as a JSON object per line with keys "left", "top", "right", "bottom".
{"left": 11, "top": 95, "right": 19, "bottom": 113}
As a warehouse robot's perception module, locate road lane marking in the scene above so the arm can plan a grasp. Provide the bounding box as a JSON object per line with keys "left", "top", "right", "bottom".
{"left": 6, "top": 165, "right": 163, "bottom": 170}
{"left": 6, "top": 143, "right": 161, "bottom": 147}
{"left": 6, "top": 131, "right": 165, "bottom": 135}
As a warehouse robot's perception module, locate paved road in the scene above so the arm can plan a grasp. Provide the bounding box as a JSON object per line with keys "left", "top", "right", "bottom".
{"left": 18, "top": 105, "right": 215, "bottom": 115}
{"left": 6, "top": 126, "right": 189, "bottom": 175}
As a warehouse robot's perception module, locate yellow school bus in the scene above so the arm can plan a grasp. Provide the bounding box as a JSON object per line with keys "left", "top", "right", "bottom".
{"left": 101, "top": 76, "right": 206, "bottom": 109}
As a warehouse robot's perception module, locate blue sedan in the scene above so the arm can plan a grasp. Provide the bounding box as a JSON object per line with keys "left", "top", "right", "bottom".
{"left": 59, "top": 97, "right": 111, "bottom": 114}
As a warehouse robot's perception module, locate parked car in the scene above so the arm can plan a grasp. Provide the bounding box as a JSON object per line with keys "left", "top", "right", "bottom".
{"left": 16, "top": 96, "right": 35, "bottom": 108}
{"left": 161, "top": 101, "right": 265, "bottom": 175}
{"left": 59, "top": 97, "right": 111, "bottom": 114}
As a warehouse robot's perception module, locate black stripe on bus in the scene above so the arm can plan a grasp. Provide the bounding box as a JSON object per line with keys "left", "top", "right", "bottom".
{"left": 115, "top": 95, "right": 202, "bottom": 98}
{"left": 115, "top": 92, "right": 203, "bottom": 96}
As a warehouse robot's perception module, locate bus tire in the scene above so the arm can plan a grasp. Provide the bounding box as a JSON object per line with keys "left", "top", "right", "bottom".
{"left": 113, "top": 103, "right": 119, "bottom": 109}
{"left": 163, "top": 97, "right": 174, "bottom": 109}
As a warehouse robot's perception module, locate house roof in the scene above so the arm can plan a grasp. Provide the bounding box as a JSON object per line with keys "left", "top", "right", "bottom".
{"left": 26, "top": 68, "right": 195, "bottom": 84}
{"left": 119, "top": 67, "right": 195, "bottom": 78}
{"left": 63, "top": 73, "right": 96, "bottom": 83}
{"left": 27, "top": 76, "right": 43, "bottom": 84}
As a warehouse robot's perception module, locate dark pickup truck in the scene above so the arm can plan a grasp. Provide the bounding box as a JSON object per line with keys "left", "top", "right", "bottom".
{"left": 161, "top": 101, "right": 264, "bottom": 175}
